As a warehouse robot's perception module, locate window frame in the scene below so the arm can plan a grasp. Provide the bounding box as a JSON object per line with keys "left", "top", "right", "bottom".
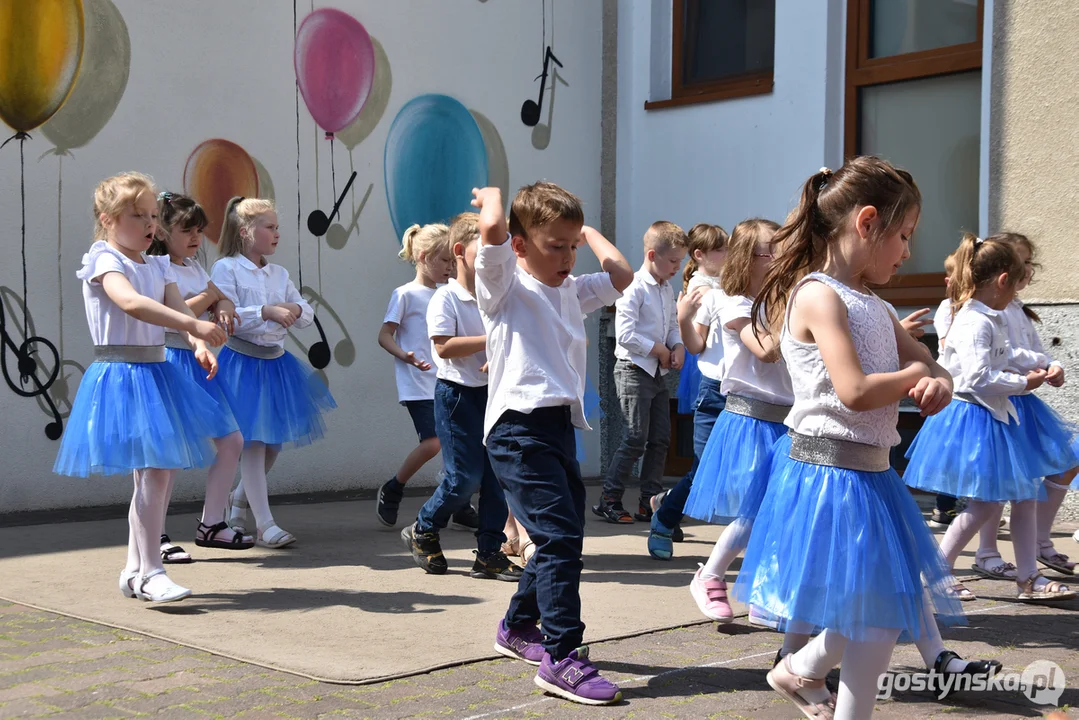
{"left": 645, "top": 0, "right": 775, "bottom": 111}
{"left": 845, "top": 0, "right": 984, "bottom": 306}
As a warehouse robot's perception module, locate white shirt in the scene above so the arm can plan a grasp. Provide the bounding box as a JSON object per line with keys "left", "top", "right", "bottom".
{"left": 941, "top": 299, "right": 1027, "bottom": 422}
{"left": 1002, "top": 299, "right": 1058, "bottom": 375}
{"left": 693, "top": 288, "right": 729, "bottom": 381}
{"left": 164, "top": 258, "right": 212, "bottom": 335}
{"left": 383, "top": 281, "right": 438, "bottom": 402}
{"left": 77, "top": 241, "right": 176, "bottom": 347}
{"left": 686, "top": 271, "right": 722, "bottom": 293}
{"left": 934, "top": 298, "right": 954, "bottom": 343}
{"left": 613, "top": 267, "right": 680, "bottom": 376}
{"left": 427, "top": 279, "right": 488, "bottom": 388}
{"left": 475, "top": 240, "right": 622, "bottom": 443}
{"left": 210, "top": 255, "right": 313, "bottom": 349}
{"left": 719, "top": 296, "right": 793, "bottom": 405}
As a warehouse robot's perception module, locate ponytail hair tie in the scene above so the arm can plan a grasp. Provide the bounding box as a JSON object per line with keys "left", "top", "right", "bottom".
{"left": 817, "top": 167, "right": 832, "bottom": 191}
{"left": 973, "top": 236, "right": 984, "bottom": 247}
{"left": 158, "top": 191, "right": 173, "bottom": 204}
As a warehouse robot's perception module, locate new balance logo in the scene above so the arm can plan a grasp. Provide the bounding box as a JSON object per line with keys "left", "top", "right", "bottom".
{"left": 510, "top": 638, "right": 529, "bottom": 651}
{"left": 561, "top": 667, "right": 585, "bottom": 686}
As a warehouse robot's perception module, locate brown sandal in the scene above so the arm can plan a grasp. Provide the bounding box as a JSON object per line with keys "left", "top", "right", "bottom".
{"left": 501, "top": 535, "right": 521, "bottom": 557}
{"left": 766, "top": 655, "right": 836, "bottom": 719}
{"left": 949, "top": 581, "right": 977, "bottom": 602}
{"left": 1017, "top": 574, "right": 1077, "bottom": 601}
{"left": 519, "top": 540, "right": 536, "bottom": 566}
{"left": 1038, "top": 549, "right": 1076, "bottom": 576}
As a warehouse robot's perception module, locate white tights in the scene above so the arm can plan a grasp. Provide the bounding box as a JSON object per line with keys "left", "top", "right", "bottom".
{"left": 940, "top": 498, "right": 1038, "bottom": 582}
{"left": 700, "top": 518, "right": 753, "bottom": 579}
{"left": 788, "top": 627, "right": 900, "bottom": 720}
{"left": 124, "top": 469, "right": 174, "bottom": 578}
{"left": 232, "top": 442, "right": 281, "bottom": 532}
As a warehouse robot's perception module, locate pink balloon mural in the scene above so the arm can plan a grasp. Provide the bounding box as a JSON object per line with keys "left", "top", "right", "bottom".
{"left": 295, "top": 8, "right": 375, "bottom": 135}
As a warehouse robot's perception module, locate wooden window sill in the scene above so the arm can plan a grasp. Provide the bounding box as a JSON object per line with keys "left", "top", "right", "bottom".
{"left": 645, "top": 74, "right": 774, "bottom": 111}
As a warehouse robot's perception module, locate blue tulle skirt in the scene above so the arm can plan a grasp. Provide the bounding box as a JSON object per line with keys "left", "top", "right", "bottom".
{"left": 684, "top": 412, "right": 786, "bottom": 522}
{"left": 904, "top": 400, "right": 1042, "bottom": 502}
{"left": 165, "top": 347, "right": 239, "bottom": 439}
{"left": 216, "top": 347, "right": 336, "bottom": 447}
{"left": 677, "top": 353, "right": 702, "bottom": 414}
{"left": 53, "top": 360, "right": 222, "bottom": 477}
{"left": 1011, "top": 394, "right": 1079, "bottom": 480}
{"left": 733, "top": 450, "right": 965, "bottom": 641}
{"left": 739, "top": 432, "right": 791, "bottom": 521}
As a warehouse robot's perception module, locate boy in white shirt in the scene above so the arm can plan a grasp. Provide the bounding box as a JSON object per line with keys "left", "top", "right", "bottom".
{"left": 595, "top": 222, "right": 687, "bottom": 523}
{"left": 401, "top": 213, "right": 521, "bottom": 582}
{"left": 473, "top": 183, "right": 632, "bottom": 706}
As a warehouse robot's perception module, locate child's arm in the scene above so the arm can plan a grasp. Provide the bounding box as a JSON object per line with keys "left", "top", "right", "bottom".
{"left": 281, "top": 276, "right": 315, "bottom": 329}
{"left": 581, "top": 226, "right": 633, "bottom": 293}
{"left": 378, "top": 322, "right": 431, "bottom": 370}
{"left": 962, "top": 321, "right": 1035, "bottom": 396}
{"left": 163, "top": 283, "right": 220, "bottom": 379}
{"left": 677, "top": 287, "right": 709, "bottom": 355}
{"left": 666, "top": 290, "right": 685, "bottom": 369}
{"left": 210, "top": 262, "right": 268, "bottom": 334}
{"left": 472, "top": 188, "right": 517, "bottom": 317}
{"left": 797, "top": 282, "right": 928, "bottom": 412}
{"left": 99, "top": 272, "right": 225, "bottom": 346}
{"left": 473, "top": 187, "right": 508, "bottom": 246}
{"left": 891, "top": 314, "right": 951, "bottom": 415}
{"left": 432, "top": 335, "right": 487, "bottom": 359}
{"left": 728, "top": 318, "right": 780, "bottom": 362}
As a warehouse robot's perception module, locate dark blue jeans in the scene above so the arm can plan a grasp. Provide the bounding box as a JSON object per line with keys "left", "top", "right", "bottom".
{"left": 656, "top": 376, "right": 725, "bottom": 529}
{"left": 486, "top": 407, "right": 584, "bottom": 660}
{"left": 416, "top": 380, "right": 507, "bottom": 554}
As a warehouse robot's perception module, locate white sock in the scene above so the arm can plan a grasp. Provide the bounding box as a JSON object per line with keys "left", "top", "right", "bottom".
{"left": 788, "top": 629, "right": 846, "bottom": 706}
{"left": 1037, "top": 479, "right": 1071, "bottom": 549}
{"left": 834, "top": 629, "right": 900, "bottom": 720}
{"left": 939, "top": 500, "right": 999, "bottom": 567}
{"left": 203, "top": 431, "right": 243, "bottom": 527}
{"left": 240, "top": 442, "right": 275, "bottom": 531}
{"left": 701, "top": 519, "right": 752, "bottom": 579}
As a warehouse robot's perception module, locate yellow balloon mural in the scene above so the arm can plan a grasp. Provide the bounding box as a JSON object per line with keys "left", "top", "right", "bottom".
{"left": 0, "top": 0, "right": 85, "bottom": 133}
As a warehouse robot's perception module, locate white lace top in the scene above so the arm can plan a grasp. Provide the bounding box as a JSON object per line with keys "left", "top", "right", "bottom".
{"left": 782, "top": 272, "right": 901, "bottom": 448}
{"left": 686, "top": 271, "right": 722, "bottom": 293}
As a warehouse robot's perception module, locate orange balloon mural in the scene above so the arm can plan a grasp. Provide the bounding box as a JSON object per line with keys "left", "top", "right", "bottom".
{"left": 0, "top": 0, "right": 85, "bottom": 133}
{"left": 183, "top": 139, "right": 260, "bottom": 244}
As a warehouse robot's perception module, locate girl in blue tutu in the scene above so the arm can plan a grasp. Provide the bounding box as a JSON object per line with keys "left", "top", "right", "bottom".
{"left": 147, "top": 192, "right": 254, "bottom": 560}
{"left": 734, "top": 159, "right": 965, "bottom": 719}
{"left": 905, "top": 233, "right": 1075, "bottom": 602}
{"left": 682, "top": 219, "right": 789, "bottom": 624}
{"left": 675, "top": 223, "right": 729, "bottom": 414}
{"left": 211, "top": 197, "right": 337, "bottom": 549}
{"left": 54, "top": 172, "right": 229, "bottom": 603}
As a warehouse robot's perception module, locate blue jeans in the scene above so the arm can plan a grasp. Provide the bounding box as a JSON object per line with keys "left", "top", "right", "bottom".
{"left": 416, "top": 380, "right": 507, "bottom": 554}
{"left": 487, "top": 407, "right": 584, "bottom": 660}
{"left": 656, "top": 376, "right": 725, "bottom": 528}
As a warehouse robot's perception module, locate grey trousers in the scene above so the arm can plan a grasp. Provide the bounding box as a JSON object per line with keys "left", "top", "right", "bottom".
{"left": 602, "top": 359, "right": 671, "bottom": 503}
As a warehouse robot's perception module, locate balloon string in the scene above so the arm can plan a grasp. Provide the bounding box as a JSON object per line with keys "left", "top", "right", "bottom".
{"left": 294, "top": 0, "right": 303, "bottom": 290}
{"left": 542, "top": 0, "right": 547, "bottom": 59}
{"left": 330, "top": 136, "right": 336, "bottom": 203}
{"left": 18, "top": 135, "right": 28, "bottom": 340}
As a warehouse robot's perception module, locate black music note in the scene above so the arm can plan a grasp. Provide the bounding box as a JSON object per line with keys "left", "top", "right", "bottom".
{"left": 0, "top": 294, "right": 63, "bottom": 439}
{"left": 307, "top": 171, "right": 358, "bottom": 237}
{"left": 521, "top": 47, "right": 562, "bottom": 128}
{"left": 308, "top": 316, "right": 332, "bottom": 369}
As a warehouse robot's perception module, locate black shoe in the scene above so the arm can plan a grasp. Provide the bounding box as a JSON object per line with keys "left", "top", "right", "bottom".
{"left": 450, "top": 503, "right": 480, "bottom": 531}
{"left": 591, "top": 497, "right": 634, "bottom": 524}
{"left": 633, "top": 498, "right": 654, "bottom": 522}
{"left": 929, "top": 508, "right": 958, "bottom": 528}
{"left": 377, "top": 478, "right": 404, "bottom": 528}
{"left": 932, "top": 650, "right": 1002, "bottom": 697}
{"left": 401, "top": 523, "right": 447, "bottom": 574}
{"left": 672, "top": 525, "right": 685, "bottom": 543}
{"left": 471, "top": 550, "right": 523, "bottom": 581}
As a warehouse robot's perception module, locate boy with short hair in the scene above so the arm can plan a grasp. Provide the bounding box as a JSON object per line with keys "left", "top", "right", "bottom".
{"left": 472, "top": 182, "right": 633, "bottom": 706}
{"left": 595, "top": 222, "right": 688, "bottom": 523}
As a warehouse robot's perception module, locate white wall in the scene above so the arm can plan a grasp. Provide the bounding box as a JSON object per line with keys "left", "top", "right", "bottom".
{"left": 0, "top": 0, "right": 605, "bottom": 512}
{"left": 615, "top": 0, "right": 844, "bottom": 269}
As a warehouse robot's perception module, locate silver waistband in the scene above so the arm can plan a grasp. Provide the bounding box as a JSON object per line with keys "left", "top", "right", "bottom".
{"left": 164, "top": 333, "right": 192, "bottom": 351}
{"left": 788, "top": 431, "right": 891, "bottom": 473}
{"left": 226, "top": 336, "right": 284, "bottom": 360}
{"left": 93, "top": 345, "right": 165, "bottom": 363}
{"left": 953, "top": 392, "right": 978, "bottom": 405}
{"left": 724, "top": 394, "right": 792, "bottom": 424}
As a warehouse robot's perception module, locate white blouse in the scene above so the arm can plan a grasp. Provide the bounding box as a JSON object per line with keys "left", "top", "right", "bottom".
{"left": 718, "top": 295, "right": 793, "bottom": 405}
{"left": 941, "top": 299, "right": 1026, "bottom": 422}
{"left": 1002, "top": 299, "right": 1058, "bottom": 375}
{"left": 210, "top": 255, "right": 313, "bottom": 349}
{"left": 77, "top": 241, "right": 175, "bottom": 347}
{"left": 164, "top": 258, "right": 212, "bottom": 335}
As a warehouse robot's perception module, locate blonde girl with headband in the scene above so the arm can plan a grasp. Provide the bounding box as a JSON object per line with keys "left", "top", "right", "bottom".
{"left": 904, "top": 232, "right": 1075, "bottom": 602}
{"left": 375, "top": 223, "right": 466, "bottom": 529}
{"left": 211, "top": 197, "right": 336, "bottom": 549}
{"left": 147, "top": 192, "right": 253, "bottom": 561}
{"left": 54, "top": 172, "right": 229, "bottom": 603}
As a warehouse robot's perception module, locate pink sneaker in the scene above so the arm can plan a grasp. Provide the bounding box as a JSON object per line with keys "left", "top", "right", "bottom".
{"left": 690, "top": 564, "right": 733, "bottom": 622}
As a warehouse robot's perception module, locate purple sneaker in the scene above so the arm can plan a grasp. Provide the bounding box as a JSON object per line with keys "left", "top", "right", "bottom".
{"left": 534, "top": 646, "right": 622, "bottom": 706}
{"left": 494, "top": 619, "right": 545, "bottom": 666}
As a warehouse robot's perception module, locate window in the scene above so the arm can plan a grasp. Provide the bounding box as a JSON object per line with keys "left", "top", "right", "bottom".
{"left": 846, "top": 0, "right": 984, "bottom": 305}
{"left": 646, "top": 0, "right": 776, "bottom": 110}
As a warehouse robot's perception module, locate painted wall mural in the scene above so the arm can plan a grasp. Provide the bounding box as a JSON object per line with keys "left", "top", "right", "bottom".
{"left": 183, "top": 139, "right": 261, "bottom": 245}
{"left": 295, "top": 8, "right": 375, "bottom": 138}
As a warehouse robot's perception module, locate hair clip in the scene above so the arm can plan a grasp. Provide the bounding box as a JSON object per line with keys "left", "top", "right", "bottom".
{"left": 158, "top": 191, "right": 173, "bottom": 203}
{"left": 817, "top": 167, "right": 832, "bottom": 191}
{"left": 973, "top": 236, "right": 984, "bottom": 246}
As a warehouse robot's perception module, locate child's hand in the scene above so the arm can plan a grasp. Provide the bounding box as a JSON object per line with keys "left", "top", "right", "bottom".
{"left": 194, "top": 345, "right": 219, "bottom": 380}
{"left": 471, "top": 186, "right": 502, "bottom": 210}
{"left": 480, "top": 362, "right": 489, "bottom": 374}
{"left": 471, "top": 187, "right": 508, "bottom": 242}
{"left": 670, "top": 345, "right": 686, "bottom": 370}
{"left": 677, "top": 286, "right": 709, "bottom": 323}
{"left": 1026, "top": 368, "right": 1048, "bottom": 391}
{"left": 1047, "top": 364, "right": 1065, "bottom": 387}
{"left": 652, "top": 344, "right": 672, "bottom": 369}
{"left": 900, "top": 308, "right": 933, "bottom": 339}
{"left": 902, "top": 360, "right": 931, "bottom": 380}
{"left": 263, "top": 304, "right": 297, "bottom": 328}
{"left": 908, "top": 376, "right": 951, "bottom": 416}
{"left": 192, "top": 319, "right": 227, "bottom": 346}
{"left": 405, "top": 351, "right": 432, "bottom": 371}
{"left": 215, "top": 302, "right": 240, "bottom": 336}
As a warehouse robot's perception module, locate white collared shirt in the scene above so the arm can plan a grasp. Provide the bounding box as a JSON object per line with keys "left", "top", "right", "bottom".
{"left": 1002, "top": 299, "right": 1058, "bottom": 377}
{"left": 614, "top": 267, "right": 680, "bottom": 376}
{"left": 934, "top": 298, "right": 954, "bottom": 344}
{"left": 475, "top": 240, "right": 622, "bottom": 443}
{"left": 210, "top": 255, "right": 313, "bottom": 349}
{"left": 692, "top": 288, "right": 729, "bottom": 381}
{"left": 427, "top": 279, "right": 488, "bottom": 388}
{"left": 77, "top": 241, "right": 176, "bottom": 346}
{"left": 718, "top": 296, "right": 793, "bottom": 405}
{"left": 941, "top": 299, "right": 1027, "bottom": 422}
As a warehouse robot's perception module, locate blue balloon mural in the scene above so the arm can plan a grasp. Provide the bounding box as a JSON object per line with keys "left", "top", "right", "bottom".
{"left": 384, "top": 94, "right": 488, "bottom": 241}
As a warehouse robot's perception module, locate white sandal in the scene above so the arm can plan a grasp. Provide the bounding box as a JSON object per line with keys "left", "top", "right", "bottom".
{"left": 134, "top": 569, "right": 191, "bottom": 604}
{"left": 118, "top": 569, "right": 138, "bottom": 599}
{"left": 257, "top": 525, "right": 296, "bottom": 549}
{"left": 227, "top": 492, "right": 250, "bottom": 535}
